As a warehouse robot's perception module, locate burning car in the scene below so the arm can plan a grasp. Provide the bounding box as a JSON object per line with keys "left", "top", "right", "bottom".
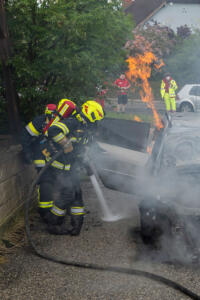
{"left": 93, "top": 113, "right": 200, "bottom": 263}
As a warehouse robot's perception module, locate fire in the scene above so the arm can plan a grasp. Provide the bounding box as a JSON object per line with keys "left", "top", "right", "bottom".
{"left": 126, "top": 52, "right": 164, "bottom": 130}
{"left": 155, "top": 59, "right": 165, "bottom": 70}
{"left": 134, "top": 115, "right": 142, "bottom": 122}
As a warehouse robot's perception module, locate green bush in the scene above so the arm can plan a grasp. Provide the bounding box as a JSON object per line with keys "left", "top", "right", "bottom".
{"left": 165, "top": 32, "right": 200, "bottom": 88}
{"left": 5, "top": 0, "right": 133, "bottom": 121}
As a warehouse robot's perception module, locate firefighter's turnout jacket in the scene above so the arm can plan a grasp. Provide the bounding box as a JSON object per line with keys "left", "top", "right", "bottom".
{"left": 21, "top": 114, "right": 49, "bottom": 165}
{"left": 35, "top": 116, "right": 88, "bottom": 170}
{"left": 160, "top": 77, "right": 178, "bottom": 112}
{"left": 37, "top": 116, "right": 89, "bottom": 233}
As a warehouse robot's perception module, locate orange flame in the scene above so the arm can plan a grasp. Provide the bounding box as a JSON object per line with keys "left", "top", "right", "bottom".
{"left": 126, "top": 52, "right": 164, "bottom": 130}
{"left": 134, "top": 115, "right": 142, "bottom": 122}
{"left": 155, "top": 58, "right": 165, "bottom": 69}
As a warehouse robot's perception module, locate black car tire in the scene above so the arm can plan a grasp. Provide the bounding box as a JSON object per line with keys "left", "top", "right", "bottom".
{"left": 180, "top": 102, "right": 194, "bottom": 112}
{"left": 139, "top": 199, "right": 173, "bottom": 247}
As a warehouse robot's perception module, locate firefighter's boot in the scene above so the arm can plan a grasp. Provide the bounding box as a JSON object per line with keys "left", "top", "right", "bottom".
{"left": 70, "top": 215, "right": 84, "bottom": 236}
{"left": 47, "top": 223, "right": 71, "bottom": 235}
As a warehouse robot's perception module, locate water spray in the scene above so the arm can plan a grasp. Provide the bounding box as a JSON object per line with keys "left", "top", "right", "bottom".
{"left": 24, "top": 147, "right": 200, "bottom": 300}
{"left": 86, "top": 154, "right": 122, "bottom": 222}
{"left": 89, "top": 174, "right": 122, "bottom": 222}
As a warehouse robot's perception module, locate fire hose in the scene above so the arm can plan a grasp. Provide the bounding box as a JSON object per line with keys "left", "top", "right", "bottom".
{"left": 25, "top": 144, "right": 200, "bottom": 300}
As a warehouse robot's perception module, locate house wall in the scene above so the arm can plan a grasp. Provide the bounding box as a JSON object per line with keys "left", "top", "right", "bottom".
{"left": 0, "top": 141, "right": 36, "bottom": 229}
{"left": 147, "top": 3, "right": 200, "bottom": 31}
{"left": 125, "top": 0, "right": 165, "bottom": 26}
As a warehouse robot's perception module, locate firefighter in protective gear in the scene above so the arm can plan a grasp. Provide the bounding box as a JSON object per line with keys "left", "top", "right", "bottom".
{"left": 21, "top": 100, "right": 78, "bottom": 234}
{"left": 160, "top": 73, "right": 178, "bottom": 112}
{"left": 21, "top": 103, "right": 57, "bottom": 165}
{"left": 24, "top": 99, "right": 77, "bottom": 169}
{"left": 38, "top": 100, "right": 104, "bottom": 236}
{"left": 81, "top": 100, "right": 104, "bottom": 123}
{"left": 21, "top": 99, "right": 77, "bottom": 167}
{"left": 43, "top": 98, "right": 77, "bottom": 135}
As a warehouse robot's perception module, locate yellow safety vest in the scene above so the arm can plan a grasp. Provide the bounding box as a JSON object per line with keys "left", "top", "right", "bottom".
{"left": 160, "top": 79, "right": 178, "bottom": 98}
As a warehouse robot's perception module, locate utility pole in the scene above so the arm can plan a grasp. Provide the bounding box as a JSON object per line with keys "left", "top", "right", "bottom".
{"left": 0, "top": 0, "right": 20, "bottom": 136}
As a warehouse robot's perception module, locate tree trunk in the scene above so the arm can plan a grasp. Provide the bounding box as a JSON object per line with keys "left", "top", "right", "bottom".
{"left": 0, "top": 0, "right": 20, "bottom": 136}
{"left": 1, "top": 61, "right": 20, "bottom": 134}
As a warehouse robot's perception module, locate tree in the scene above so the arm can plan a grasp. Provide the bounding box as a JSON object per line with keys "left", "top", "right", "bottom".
{"left": 125, "top": 23, "right": 177, "bottom": 60}
{"left": 3, "top": 0, "right": 133, "bottom": 120}
{"left": 165, "top": 31, "right": 200, "bottom": 88}
{"left": 125, "top": 23, "right": 194, "bottom": 96}
{"left": 177, "top": 25, "right": 191, "bottom": 39}
{"left": 0, "top": 0, "right": 20, "bottom": 135}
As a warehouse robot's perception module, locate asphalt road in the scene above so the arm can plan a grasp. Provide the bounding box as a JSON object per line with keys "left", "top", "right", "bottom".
{"left": 1, "top": 180, "right": 200, "bottom": 300}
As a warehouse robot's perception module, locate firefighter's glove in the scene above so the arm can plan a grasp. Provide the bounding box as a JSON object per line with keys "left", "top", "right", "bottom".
{"left": 58, "top": 137, "right": 74, "bottom": 153}
{"left": 63, "top": 142, "right": 73, "bottom": 153}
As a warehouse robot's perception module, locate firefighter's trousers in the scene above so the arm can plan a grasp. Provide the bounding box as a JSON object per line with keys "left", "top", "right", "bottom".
{"left": 37, "top": 166, "right": 85, "bottom": 234}
{"left": 163, "top": 93, "right": 176, "bottom": 112}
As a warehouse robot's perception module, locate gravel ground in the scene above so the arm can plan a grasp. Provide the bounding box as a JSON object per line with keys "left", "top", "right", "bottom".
{"left": 0, "top": 180, "right": 200, "bottom": 300}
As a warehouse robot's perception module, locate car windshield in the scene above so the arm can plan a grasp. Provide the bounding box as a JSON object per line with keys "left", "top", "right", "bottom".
{"left": 160, "top": 126, "right": 200, "bottom": 167}
{"left": 157, "top": 117, "right": 200, "bottom": 167}
{"left": 150, "top": 118, "right": 200, "bottom": 208}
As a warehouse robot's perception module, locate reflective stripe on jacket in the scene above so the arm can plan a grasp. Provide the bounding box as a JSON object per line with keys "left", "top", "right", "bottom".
{"left": 34, "top": 159, "right": 71, "bottom": 170}
{"left": 38, "top": 201, "right": 53, "bottom": 209}
{"left": 49, "top": 121, "right": 69, "bottom": 142}
{"left": 26, "top": 122, "right": 40, "bottom": 136}
{"left": 44, "top": 117, "right": 88, "bottom": 169}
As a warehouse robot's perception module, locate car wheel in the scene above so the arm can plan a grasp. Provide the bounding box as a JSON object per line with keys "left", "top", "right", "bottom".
{"left": 139, "top": 199, "right": 173, "bottom": 247}
{"left": 180, "top": 102, "right": 194, "bottom": 112}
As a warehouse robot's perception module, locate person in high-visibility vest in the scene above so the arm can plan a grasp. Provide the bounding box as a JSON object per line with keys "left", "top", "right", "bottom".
{"left": 160, "top": 73, "right": 178, "bottom": 112}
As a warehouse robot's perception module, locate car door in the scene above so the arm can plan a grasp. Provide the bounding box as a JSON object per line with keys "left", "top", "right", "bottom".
{"left": 188, "top": 86, "right": 197, "bottom": 109}
{"left": 89, "top": 118, "right": 151, "bottom": 194}
{"left": 195, "top": 86, "right": 200, "bottom": 110}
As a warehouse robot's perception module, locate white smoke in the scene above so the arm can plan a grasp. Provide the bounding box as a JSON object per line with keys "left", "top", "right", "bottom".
{"left": 90, "top": 114, "right": 200, "bottom": 265}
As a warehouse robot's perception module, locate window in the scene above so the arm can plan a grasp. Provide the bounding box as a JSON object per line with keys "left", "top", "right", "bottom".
{"left": 189, "top": 86, "right": 200, "bottom": 96}
{"left": 195, "top": 87, "right": 200, "bottom": 96}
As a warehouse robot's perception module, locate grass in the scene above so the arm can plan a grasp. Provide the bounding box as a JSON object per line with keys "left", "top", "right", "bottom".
{"left": 0, "top": 202, "right": 37, "bottom": 265}
{"left": 105, "top": 111, "right": 154, "bottom": 124}
{"left": 0, "top": 212, "right": 27, "bottom": 264}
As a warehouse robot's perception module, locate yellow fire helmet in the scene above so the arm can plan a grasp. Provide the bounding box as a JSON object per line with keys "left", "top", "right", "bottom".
{"left": 81, "top": 100, "right": 104, "bottom": 123}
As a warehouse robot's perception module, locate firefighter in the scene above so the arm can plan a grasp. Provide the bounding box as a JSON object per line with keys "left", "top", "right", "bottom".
{"left": 21, "top": 99, "right": 78, "bottom": 233}
{"left": 160, "top": 73, "right": 178, "bottom": 113}
{"left": 43, "top": 99, "right": 77, "bottom": 136}
{"left": 21, "top": 99, "right": 77, "bottom": 168}
{"left": 37, "top": 100, "right": 104, "bottom": 236}
{"left": 21, "top": 103, "right": 57, "bottom": 165}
